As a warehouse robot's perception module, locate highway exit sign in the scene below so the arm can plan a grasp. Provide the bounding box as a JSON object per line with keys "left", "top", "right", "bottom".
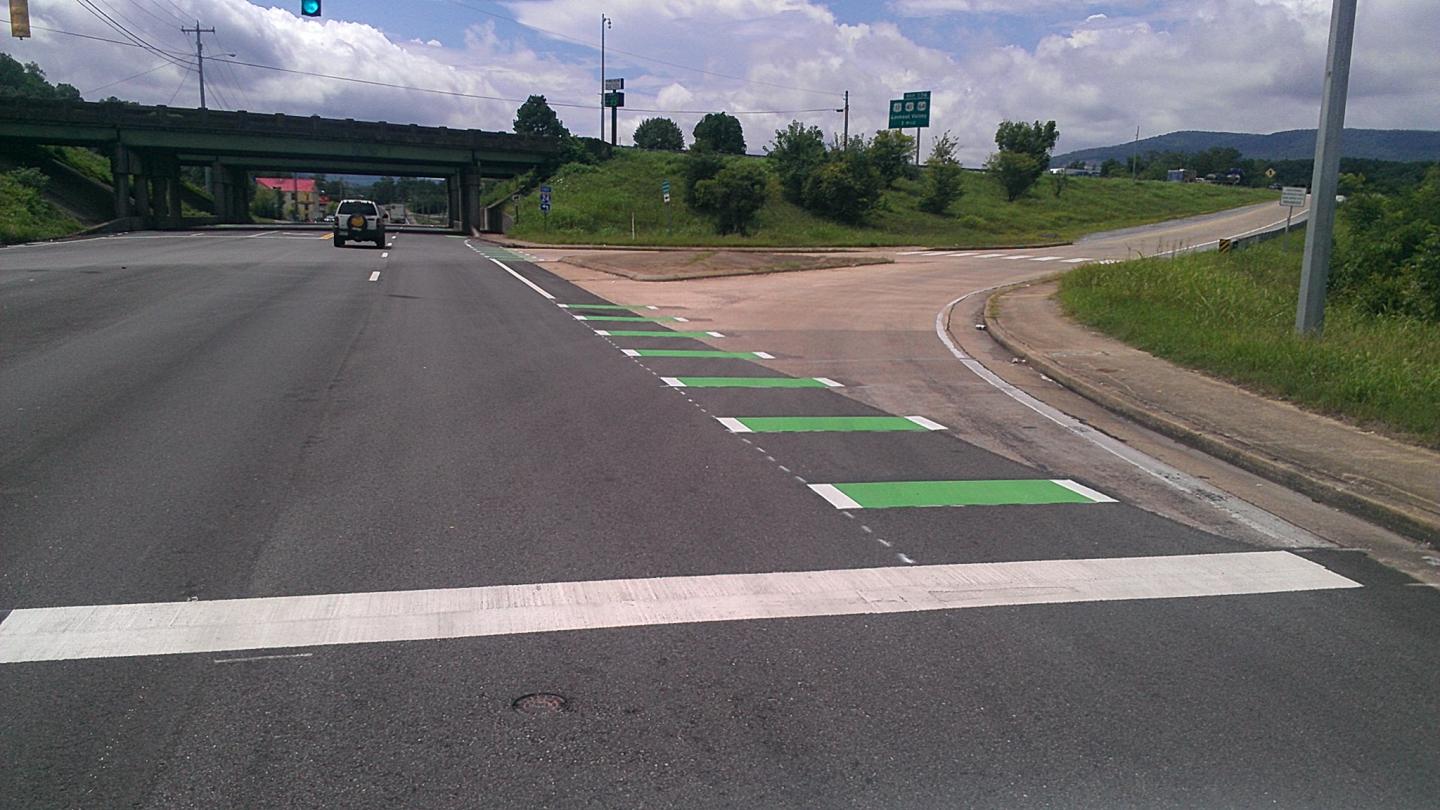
{"left": 888, "top": 90, "right": 931, "bottom": 129}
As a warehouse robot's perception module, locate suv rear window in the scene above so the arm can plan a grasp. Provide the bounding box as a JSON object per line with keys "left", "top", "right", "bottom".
{"left": 337, "top": 201, "right": 376, "bottom": 215}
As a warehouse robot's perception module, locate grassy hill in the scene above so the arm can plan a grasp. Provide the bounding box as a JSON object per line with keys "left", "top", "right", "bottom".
{"left": 507, "top": 150, "right": 1275, "bottom": 248}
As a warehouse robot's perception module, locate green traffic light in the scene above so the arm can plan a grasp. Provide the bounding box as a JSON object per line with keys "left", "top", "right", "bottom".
{"left": 300, "top": 0, "right": 321, "bottom": 16}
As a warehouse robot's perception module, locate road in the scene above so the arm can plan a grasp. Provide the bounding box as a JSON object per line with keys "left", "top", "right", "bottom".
{"left": 2, "top": 222, "right": 1438, "bottom": 808}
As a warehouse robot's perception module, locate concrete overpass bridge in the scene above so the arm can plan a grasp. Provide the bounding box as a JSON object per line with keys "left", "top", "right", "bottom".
{"left": 0, "top": 100, "right": 581, "bottom": 232}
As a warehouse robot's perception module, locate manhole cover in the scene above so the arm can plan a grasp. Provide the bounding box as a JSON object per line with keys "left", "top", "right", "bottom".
{"left": 512, "top": 693, "right": 569, "bottom": 715}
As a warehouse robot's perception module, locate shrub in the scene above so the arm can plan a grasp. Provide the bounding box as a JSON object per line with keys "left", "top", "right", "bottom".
{"left": 682, "top": 149, "right": 726, "bottom": 208}
{"left": 802, "top": 150, "right": 882, "bottom": 224}
{"left": 919, "top": 131, "right": 964, "bottom": 215}
{"left": 766, "top": 120, "right": 827, "bottom": 204}
{"left": 1332, "top": 166, "right": 1440, "bottom": 321}
{"left": 986, "top": 151, "right": 1043, "bottom": 202}
{"left": 692, "top": 161, "right": 769, "bottom": 235}
{"left": 868, "top": 129, "right": 915, "bottom": 187}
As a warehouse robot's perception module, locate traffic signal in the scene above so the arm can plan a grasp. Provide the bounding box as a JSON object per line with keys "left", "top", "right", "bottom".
{"left": 300, "top": 0, "right": 321, "bottom": 17}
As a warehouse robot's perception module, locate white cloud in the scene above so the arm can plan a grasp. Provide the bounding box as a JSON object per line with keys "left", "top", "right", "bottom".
{"left": 1, "top": 0, "right": 1434, "bottom": 164}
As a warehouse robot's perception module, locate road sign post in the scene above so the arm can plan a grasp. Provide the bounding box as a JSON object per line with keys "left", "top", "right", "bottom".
{"left": 539, "top": 185, "right": 552, "bottom": 232}
{"left": 603, "top": 82, "right": 624, "bottom": 148}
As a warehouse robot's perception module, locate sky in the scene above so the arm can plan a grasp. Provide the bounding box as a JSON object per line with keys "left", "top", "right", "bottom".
{"left": 3, "top": 0, "right": 1437, "bottom": 164}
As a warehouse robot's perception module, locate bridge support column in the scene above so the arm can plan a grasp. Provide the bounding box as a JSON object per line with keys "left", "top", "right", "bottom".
{"left": 460, "top": 165, "right": 484, "bottom": 236}
{"left": 447, "top": 173, "right": 462, "bottom": 231}
{"left": 211, "top": 161, "right": 229, "bottom": 222}
{"left": 111, "top": 144, "right": 134, "bottom": 220}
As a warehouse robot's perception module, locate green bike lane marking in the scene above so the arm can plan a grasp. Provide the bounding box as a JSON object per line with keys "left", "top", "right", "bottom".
{"left": 575, "top": 315, "right": 690, "bottom": 323}
{"left": 807, "top": 479, "right": 1117, "bottom": 509}
{"left": 623, "top": 349, "right": 775, "bottom": 359}
{"left": 663, "top": 377, "right": 841, "bottom": 389}
{"left": 555, "top": 302, "right": 659, "bottom": 308}
{"left": 716, "top": 416, "right": 945, "bottom": 433}
{"left": 596, "top": 330, "right": 726, "bottom": 338}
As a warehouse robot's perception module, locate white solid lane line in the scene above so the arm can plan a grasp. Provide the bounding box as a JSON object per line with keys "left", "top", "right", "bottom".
{"left": 661, "top": 377, "right": 685, "bottom": 387}
{"left": 488, "top": 256, "right": 555, "bottom": 300}
{"left": 0, "top": 553, "right": 1357, "bottom": 663}
{"left": 809, "top": 484, "right": 863, "bottom": 509}
{"left": 368, "top": 271, "right": 381, "bottom": 282}
{"left": 715, "top": 417, "right": 751, "bottom": 433}
{"left": 1062, "top": 258, "right": 1093, "bottom": 263}
{"left": 1053, "top": 478, "right": 1120, "bottom": 503}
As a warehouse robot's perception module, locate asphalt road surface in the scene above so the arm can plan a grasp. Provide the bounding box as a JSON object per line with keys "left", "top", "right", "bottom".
{"left": 2, "top": 228, "right": 1438, "bottom": 808}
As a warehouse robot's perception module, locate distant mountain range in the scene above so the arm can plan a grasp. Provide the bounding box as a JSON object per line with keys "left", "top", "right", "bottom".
{"left": 1051, "top": 129, "right": 1440, "bottom": 166}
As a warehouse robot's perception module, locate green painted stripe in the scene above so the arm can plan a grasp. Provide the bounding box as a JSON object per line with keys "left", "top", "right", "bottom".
{"left": 629, "top": 350, "right": 759, "bottom": 358}
{"left": 732, "top": 416, "right": 931, "bottom": 432}
{"left": 605, "top": 330, "right": 717, "bottom": 338}
{"left": 678, "top": 377, "right": 828, "bottom": 389}
{"left": 579, "top": 315, "right": 686, "bottom": 322}
{"left": 833, "top": 480, "right": 1101, "bottom": 508}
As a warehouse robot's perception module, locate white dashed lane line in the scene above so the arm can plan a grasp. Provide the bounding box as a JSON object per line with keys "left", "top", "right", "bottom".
{"left": 368, "top": 271, "right": 380, "bottom": 282}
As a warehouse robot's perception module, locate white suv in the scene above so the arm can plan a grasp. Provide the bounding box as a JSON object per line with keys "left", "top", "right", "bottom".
{"left": 332, "top": 199, "right": 387, "bottom": 248}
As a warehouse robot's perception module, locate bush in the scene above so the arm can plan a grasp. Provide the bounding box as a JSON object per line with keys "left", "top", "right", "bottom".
{"left": 986, "top": 151, "right": 1043, "bottom": 202}
{"left": 692, "top": 161, "right": 769, "bottom": 235}
{"left": 682, "top": 149, "right": 726, "bottom": 208}
{"left": 766, "top": 120, "right": 827, "bottom": 204}
{"left": 868, "top": 129, "right": 915, "bottom": 187}
{"left": 1332, "top": 166, "right": 1440, "bottom": 321}
{"left": 802, "top": 150, "right": 882, "bottom": 224}
{"left": 0, "top": 169, "right": 80, "bottom": 243}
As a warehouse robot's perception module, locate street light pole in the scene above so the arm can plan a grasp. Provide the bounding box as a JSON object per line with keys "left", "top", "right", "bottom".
{"left": 1296, "top": 0, "right": 1358, "bottom": 336}
{"left": 600, "top": 14, "right": 612, "bottom": 142}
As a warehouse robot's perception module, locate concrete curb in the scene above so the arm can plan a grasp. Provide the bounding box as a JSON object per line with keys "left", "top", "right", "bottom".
{"left": 982, "top": 283, "right": 1439, "bottom": 547}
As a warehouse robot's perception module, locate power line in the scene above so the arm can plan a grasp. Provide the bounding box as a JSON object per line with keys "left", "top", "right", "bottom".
{"left": 75, "top": 0, "right": 194, "bottom": 71}
{"left": 445, "top": 0, "right": 841, "bottom": 99}
{"left": 82, "top": 59, "right": 175, "bottom": 95}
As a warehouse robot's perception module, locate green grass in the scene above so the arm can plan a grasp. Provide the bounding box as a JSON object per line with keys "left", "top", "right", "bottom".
{"left": 1057, "top": 232, "right": 1440, "bottom": 446}
{"left": 507, "top": 149, "right": 1276, "bottom": 247}
{"left": 0, "top": 171, "right": 81, "bottom": 244}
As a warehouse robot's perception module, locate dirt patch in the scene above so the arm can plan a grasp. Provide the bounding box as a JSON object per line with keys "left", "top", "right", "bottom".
{"left": 558, "top": 250, "right": 891, "bottom": 281}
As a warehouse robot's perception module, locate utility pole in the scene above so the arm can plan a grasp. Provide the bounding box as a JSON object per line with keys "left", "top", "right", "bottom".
{"left": 181, "top": 21, "right": 215, "bottom": 109}
{"left": 842, "top": 90, "right": 849, "bottom": 148}
{"left": 600, "top": 14, "right": 612, "bottom": 142}
{"left": 1131, "top": 125, "right": 1139, "bottom": 182}
{"left": 1296, "top": 0, "right": 1358, "bottom": 336}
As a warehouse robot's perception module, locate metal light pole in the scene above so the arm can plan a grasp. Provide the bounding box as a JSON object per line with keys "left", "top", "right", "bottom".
{"left": 1296, "top": 0, "right": 1358, "bottom": 336}
{"left": 600, "top": 14, "right": 612, "bottom": 142}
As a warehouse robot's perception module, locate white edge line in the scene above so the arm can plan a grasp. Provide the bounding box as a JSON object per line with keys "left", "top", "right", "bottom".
{"left": 593, "top": 330, "right": 612, "bottom": 336}
{"left": 557, "top": 304, "right": 574, "bottom": 308}
{"left": 673, "top": 316, "right": 690, "bottom": 323}
{"left": 1052, "top": 479, "right": 1119, "bottom": 503}
{"left": 645, "top": 305, "right": 659, "bottom": 310}
{"left": 572, "top": 315, "right": 590, "bottom": 320}
{"left": 707, "top": 331, "right": 726, "bottom": 338}
{"left": 715, "top": 417, "right": 751, "bottom": 433}
{"left": 814, "top": 377, "right": 844, "bottom": 388}
{"left": 488, "top": 256, "right": 555, "bottom": 300}
{"left": 621, "top": 349, "right": 641, "bottom": 357}
{"left": 808, "top": 484, "right": 863, "bottom": 509}
{"left": 660, "top": 377, "right": 685, "bottom": 387}
{"left": 906, "top": 416, "right": 947, "bottom": 431}
{"left": 367, "top": 271, "right": 381, "bottom": 282}
{"left": 753, "top": 351, "right": 776, "bottom": 359}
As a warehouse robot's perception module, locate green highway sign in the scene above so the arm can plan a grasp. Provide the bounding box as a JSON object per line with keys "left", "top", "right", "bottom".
{"left": 888, "top": 90, "right": 931, "bottom": 129}
{"left": 604, "top": 92, "right": 625, "bottom": 108}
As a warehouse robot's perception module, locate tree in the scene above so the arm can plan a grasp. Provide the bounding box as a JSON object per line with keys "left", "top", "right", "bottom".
{"left": 986, "top": 151, "right": 1043, "bottom": 202}
{"left": 987, "top": 119, "right": 1059, "bottom": 201}
{"left": 633, "top": 117, "right": 685, "bottom": 150}
{"left": 766, "top": 121, "right": 827, "bottom": 204}
{"left": 693, "top": 112, "right": 746, "bottom": 155}
{"left": 802, "top": 149, "right": 882, "bottom": 224}
{"left": 513, "top": 95, "right": 570, "bottom": 139}
{"left": 0, "top": 54, "right": 81, "bottom": 101}
{"left": 868, "top": 129, "right": 915, "bottom": 187}
{"left": 692, "top": 161, "right": 769, "bottom": 235}
{"left": 994, "top": 119, "right": 1059, "bottom": 159}
{"left": 919, "top": 131, "right": 964, "bottom": 215}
